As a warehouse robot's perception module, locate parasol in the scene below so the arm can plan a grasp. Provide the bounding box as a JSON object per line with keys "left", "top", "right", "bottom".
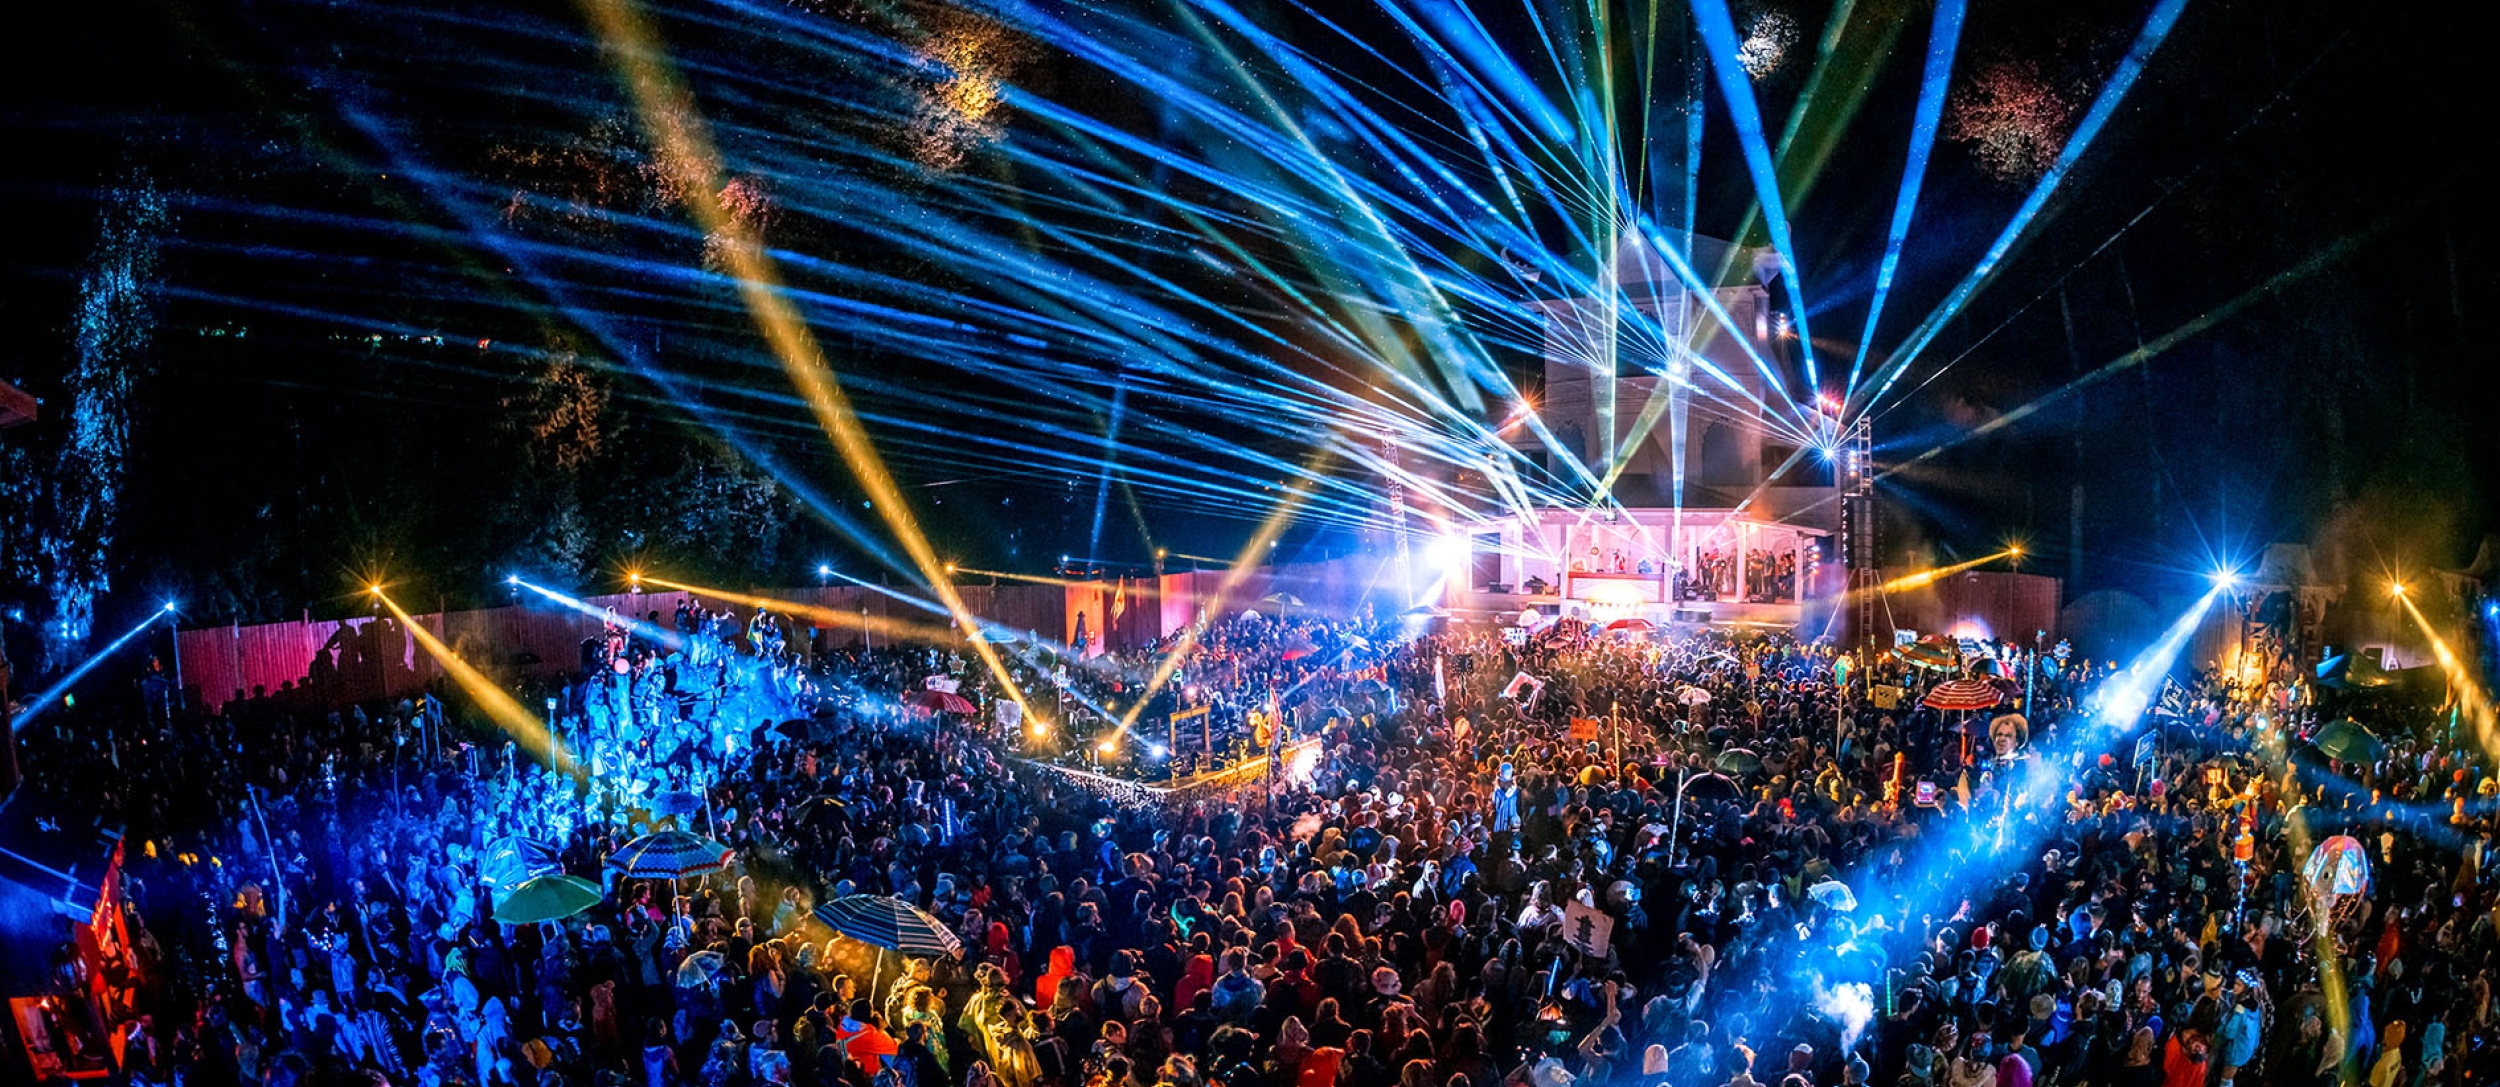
{"left": 813, "top": 894, "right": 965, "bottom": 959}
{"left": 903, "top": 689, "right": 978, "bottom": 715}
{"left": 1401, "top": 605, "right": 1452, "bottom": 619}
{"left": 493, "top": 874, "right": 603, "bottom": 924}
{"left": 1922, "top": 678, "right": 2004, "bottom": 712}
{"left": 650, "top": 790, "right": 707, "bottom": 817}
{"left": 480, "top": 836, "right": 562, "bottom": 894}
{"left": 1280, "top": 639, "right": 1320, "bottom": 661}
{"left": 1806, "top": 879, "right": 1859, "bottom": 913}
{"left": 791, "top": 795, "right": 848, "bottom": 827}
{"left": 2302, "top": 835, "right": 2371, "bottom": 897}
{"left": 1894, "top": 635, "right": 1963, "bottom": 671}
{"left": 1350, "top": 678, "right": 1390, "bottom": 695}
{"left": 1605, "top": 618, "right": 1656, "bottom": 634}
{"left": 1260, "top": 592, "right": 1306, "bottom": 609}
{"left": 1713, "top": 748, "right": 1764, "bottom": 775}
{"left": 1237, "top": 608, "right": 1264, "bottom": 623}
{"left": 607, "top": 829, "right": 734, "bottom": 880}
{"left": 1678, "top": 687, "right": 1713, "bottom": 706}
{"left": 2309, "top": 719, "right": 2385, "bottom": 764}
{"left": 675, "top": 950, "right": 727, "bottom": 988}
{"left": 1681, "top": 772, "right": 1743, "bottom": 803}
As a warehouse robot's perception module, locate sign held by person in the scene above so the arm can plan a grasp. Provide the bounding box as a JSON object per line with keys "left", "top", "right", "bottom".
{"left": 1561, "top": 901, "right": 1614, "bottom": 957}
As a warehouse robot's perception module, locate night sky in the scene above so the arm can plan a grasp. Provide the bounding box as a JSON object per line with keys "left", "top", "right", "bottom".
{"left": 4, "top": 0, "right": 2497, "bottom": 629}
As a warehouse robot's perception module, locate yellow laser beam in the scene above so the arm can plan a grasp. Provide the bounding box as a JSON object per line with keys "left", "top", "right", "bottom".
{"left": 638, "top": 576, "right": 967, "bottom": 647}
{"left": 2396, "top": 591, "right": 2497, "bottom": 759}
{"left": 1879, "top": 546, "right": 2020, "bottom": 593}
{"left": 374, "top": 588, "right": 578, "bottom": 776}
{"left": 576, "top": 0, "right": 1033, "bottom": 719}
{"left": 1110, "top": 451, "right": 1333, "bottom": 735}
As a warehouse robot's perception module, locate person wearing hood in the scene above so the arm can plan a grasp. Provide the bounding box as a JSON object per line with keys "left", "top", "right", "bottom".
{"left": 1210, "top": 949, "right": 1266, "bottom": 1025}
{"left": 1038, "top": 946, "right": 1080, "bottom": 1009}
{"left": 1095, "top": 951, "right": 1152, "bottom": 1023}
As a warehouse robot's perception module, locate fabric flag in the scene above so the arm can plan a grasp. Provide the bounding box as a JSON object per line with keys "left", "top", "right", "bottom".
{"left": 1112, "top": 578, "right": 1128, "bottom": 622}
{"left": 1434, "top": 657, "right": 1448, "bottom": 702}
{"left": 924, "top": 675, "right": 961, "bottom": 694}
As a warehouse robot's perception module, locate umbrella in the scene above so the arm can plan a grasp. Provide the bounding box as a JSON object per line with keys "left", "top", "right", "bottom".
{"left": 1260, "top": 592, "right": 1306, "bottom": 609}
{"left": 792, "top": 795, "right": 848, "bottom": 827}
{"left": 493, "top": 874, "right": 603, "bottom": 924}
{"left": 1922, "top": 678, "right": 2004, "bottom": 712}
{"left": 1713, "top": 748, "right": 1764, "bottom": 775}
{"left": 650, "top": 790, "right": 707, "bottom": 817}
{"left": 1806, "top": 879, "right": 1859, "bottom": 913}
{"left": 1350, "top": 678, "right": 1390, "bottom": 695}
{"left": 2303, "top": 835, "right": 2371, "bottom": 896}
{"left": 2310, "top": 720, "right": 2385, "bottom": 763}
{"left": 1401, "top": 605, "right": 1452, "bottom": 619}
{"left": 813, "top": 894, "right": 965, "bottom": 959}
{"left": 607, "top": 830, "right": 734, "bottom": 880}
{"left": 773, "top": 718, "right": 815, "bottom": 740}
{"left": 1237, "top": 608, "right": 1265, "bottom": 622}
{"left": 675, "top": 950, "right": 727, "bottom": 988}
{"left": 1680, "top": 772, "right": 1743, "bottom": 803}
{"left": 903, "top": 689, "right": 978, "bottom": 715}
{"left": 1894, "top": 635, "right": 1962, "bottom": 671}
{"left": 480, "top": 836, "right": 562, "bottom": 893}
{"left": 1280, "top": 641, "right": 1319, "bottom": 661}
{"left": 1605, "top": 618, "right": 1656, "bottom": 634}
{"left": 2315, "top": 653, "right": 2394, "bottom": 690}
{"left": 1678, "top": 687, "right": 1713, "bottom": 706}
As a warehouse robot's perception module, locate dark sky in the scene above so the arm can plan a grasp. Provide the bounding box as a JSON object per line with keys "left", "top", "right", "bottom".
{"left": 4, "top": 0, "right": 2497, "bottom": 625}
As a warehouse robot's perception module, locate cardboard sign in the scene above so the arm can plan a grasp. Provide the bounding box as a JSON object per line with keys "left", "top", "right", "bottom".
{"left": 993, "top": 699, "right": 1022, "bottom": 731}
{"left": 925, "top": 675, "right": 961, "bottom": 694}
{"left": 1914, "top": 780, "right": 1938, "bottom": 807}
{"left": 1869, "top": 685, "right": 1905, "bottom": 710}
{"left": 1569, "top": 718, "right": 1601, "bottom": 742}
{"left": 1561, "top": 901, "right": 1614, "bottom": 958}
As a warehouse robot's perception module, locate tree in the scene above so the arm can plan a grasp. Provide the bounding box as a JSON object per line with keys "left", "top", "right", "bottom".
{"left": 0, "top": 173, "right": 168, "bottom": 672}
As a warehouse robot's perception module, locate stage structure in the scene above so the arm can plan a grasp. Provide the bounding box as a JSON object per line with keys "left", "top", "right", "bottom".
{"left": 1455, "top": 233, "right": 1853, "bottom": 633}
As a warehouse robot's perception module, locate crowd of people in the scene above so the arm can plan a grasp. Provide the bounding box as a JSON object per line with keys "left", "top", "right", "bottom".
{"left": 12, "top": 593, "right": 2500, "bottom": 1087}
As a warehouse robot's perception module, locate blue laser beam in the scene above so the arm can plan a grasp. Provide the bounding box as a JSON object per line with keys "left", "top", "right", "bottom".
{"left": 12, "top": 604, "right": 177, "bottom": 733}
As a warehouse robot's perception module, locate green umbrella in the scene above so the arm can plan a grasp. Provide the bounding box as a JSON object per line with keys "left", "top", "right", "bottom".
{"left": 1713, "top": 748, "right": 1765, "bottom": 775}
{"left": 2310, "top": 720, "right": 2385, "bottom": 764}
{"left": 493, "top": 874, "right": 604, "bottom": 924}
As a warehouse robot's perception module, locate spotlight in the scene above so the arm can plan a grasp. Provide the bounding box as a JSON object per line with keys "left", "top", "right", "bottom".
{"left": 816, "top": 564, "right": 833, "bottom": 578}
{"left": 1425, "top": 534, "right": 1469, "bottom": 572}
{"left": 2007, "top": 544, "right": 2023, "bottom": 558}
{"left": 1148, "top": 742, "right": 1169, "bottom": 759}
{"left": 2390, "top": 580, "right": 2408, "bottom": 598}
{"left": 161, "top": 600, "right": 178, "bottom": 614}
{"left": 1817, "top": 445, "right": 1837, "bottom": 461}
{"left": 2209, "top": 568, "right": 2238, "bottom": 590}
{"left": 1097, "top": 739, "right": 1117, "bottom": 754}
{"left": 366, "top": 583, "right": 383, "bottom": 597}
{"left": 506, "top": 574, "right": 521, "bottom": 586}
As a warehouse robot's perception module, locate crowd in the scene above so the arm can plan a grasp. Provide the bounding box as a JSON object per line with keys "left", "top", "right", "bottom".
{"left": 12, "top": 594, "right": 2500, "bottom": 1087}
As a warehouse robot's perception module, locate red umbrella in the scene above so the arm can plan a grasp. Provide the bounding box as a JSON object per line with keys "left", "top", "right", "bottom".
{"left": 1922, "top": 678, "right": 2003, "bottom": 712}
{"left": 1604, "top": 618, "right": 1656, "bottom": 633}
{"left": 904, "top": 689, "right": 977, "bottom": 714}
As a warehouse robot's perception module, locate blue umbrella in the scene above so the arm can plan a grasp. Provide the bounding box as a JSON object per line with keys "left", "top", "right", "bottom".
{"left": 813, "top": 894, "right": 963, "bottom": 959}
{"left": 607, "top": 830, "right": 733, "bottom": 880}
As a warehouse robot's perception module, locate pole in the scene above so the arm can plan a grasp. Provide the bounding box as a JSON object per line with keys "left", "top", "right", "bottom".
{"left": 169, "top": 613, "right": 185, "bottom": 713}
{"left": 2027, "top": 630, "right": 2042, "bottom": 712}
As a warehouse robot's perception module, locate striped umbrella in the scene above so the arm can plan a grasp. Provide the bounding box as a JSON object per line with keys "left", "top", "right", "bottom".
{"left": 1922, "top": 678, "right": 2004, "bottom": 712}
{"left": 607, "top": 829, "right": 734, "bottom": 880}
{"left": 813, "top": 894, "right": 964, "bottom": 959}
